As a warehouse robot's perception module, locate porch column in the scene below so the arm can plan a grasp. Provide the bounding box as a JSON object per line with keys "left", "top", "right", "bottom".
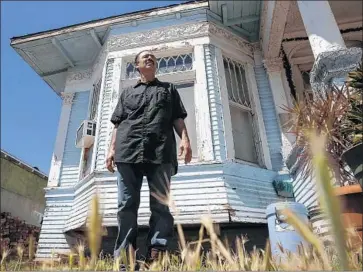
{"left": 193, "top": 44, "right": 215, "bottom": 161}
{"left": 264, "top": 57, "right": 295, "bottom": 172}
{"left": 48, "top": 93, "right": 74, "bottom": 187}
{"left": 297, "top": 0, "right": 362, "bottom": 91}
{"left": 291, "top": 64, "right": 306, "bottom": 102}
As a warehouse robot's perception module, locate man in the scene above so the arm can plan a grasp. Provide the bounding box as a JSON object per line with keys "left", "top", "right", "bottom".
{"left": 106, "top": 50, "right": 192, "bottom": 266}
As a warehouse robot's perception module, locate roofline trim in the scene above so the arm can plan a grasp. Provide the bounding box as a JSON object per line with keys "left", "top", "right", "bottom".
{"left": 10, "top": 0, "right": 208, "bottom": 46}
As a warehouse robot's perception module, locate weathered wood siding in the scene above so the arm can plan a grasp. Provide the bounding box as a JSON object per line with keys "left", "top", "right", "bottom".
{"left": 63, "top": 162, "right": 284, "bottom": 232}
{"left": 204, "top": 44, "right": 227, "bottom": 161}
{"left": 253, "top": 65, "right": 283, "bottom": 171}
{"left": 35, "top": 188, "right": 74, "bottom": 259}
{"left": 64, "top": 163, "right": 230, "bottom": 232}
{"left": 36, "top": 91, "right": 90, "bottom": 259}
{"left": 224, "top": 162, "right": 285, "bottom": 223}
{"left": 202, "top": 44, "right": 282, "bottom": 223}
{"left": 290, "top": 161, "right": 318, "bottom": 209}
{"left": 59, "top": 91, "right": 90, "bottom": 187}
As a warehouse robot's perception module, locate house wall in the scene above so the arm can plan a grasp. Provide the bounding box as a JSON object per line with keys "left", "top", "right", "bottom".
{"left": 252, "top": 52, "right": 284, "bottom": 171}
{"left": 36, "top": 188, "right": 74, "bottom": 259}
{"left": 59, "top": 91, "right": 91, "bottom": 187}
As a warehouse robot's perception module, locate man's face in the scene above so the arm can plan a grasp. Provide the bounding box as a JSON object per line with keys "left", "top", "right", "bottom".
{"left": 136, "top": 51, "right": 157, "bottom": 75}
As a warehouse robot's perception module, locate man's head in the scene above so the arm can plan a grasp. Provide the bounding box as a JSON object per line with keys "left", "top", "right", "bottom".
{"left": 135, "top": 50, "right": 157, "bottom": 76}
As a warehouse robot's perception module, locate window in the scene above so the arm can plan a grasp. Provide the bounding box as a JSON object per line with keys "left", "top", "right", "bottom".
{"left": 125, "top": 53, "right": 193, "bottom": 79}
{"left": 174, "top": 83, "right": 198, "bottom": 159}
{"left": 223, "top": 56, "right": 259, "bottom": 164}
{"left": 89, "top": 78, "right": 102, "bottom": 120}
{"left": 121, "top": 52, "right": 198, "bottom": 161}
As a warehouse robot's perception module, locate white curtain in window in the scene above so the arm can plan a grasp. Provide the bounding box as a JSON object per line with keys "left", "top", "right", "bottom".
{"left": 230, "top": 105, "right": 258, "bottom": 163}
{"left": 174, "top": 83, "right": 198, "bottom": 159}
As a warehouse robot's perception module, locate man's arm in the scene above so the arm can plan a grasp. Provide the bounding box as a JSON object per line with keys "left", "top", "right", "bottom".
{"left": 173, "top": 118, "right": 192, "bottom": 164}
{"left": 106, "top": 126, "right": 117, "bottom": 173}
{"left": 106, "top": 91, "right": 125, "bottom": 173}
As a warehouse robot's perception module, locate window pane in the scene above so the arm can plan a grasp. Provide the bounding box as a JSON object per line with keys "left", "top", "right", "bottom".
{"left": 230, "top": 62, "right": 239, "bottom": 102}
{"left": 223, "top": 57, "right": 250, "bottom": 107}
{"left": 184, "top": 54, "right": 193, "bottom": 70}
{"left": 235, "top": 65, "right": 244, "bottom": 105}
{"left": 230, "top": 105, "right": 258, "bottom": 163}
{"left": 223, "top": 59, "right": 233, "bottom": 100}
{"left": 239, "top": 67, "right": 250, "bottom": 106}
{"left": 175, "top": 56, "right": 184, "bottom": 71}
{"left": 174, "top": 83, "right": 198, "bottom": 159}
{"left": 90, "top": 78, "right": 102, "bottom": 120}
{"left": 158, "top": 58, "right": 167, "bottom": 74}
{"left": 126, "top": 63, "right": 136, "bottom": 79}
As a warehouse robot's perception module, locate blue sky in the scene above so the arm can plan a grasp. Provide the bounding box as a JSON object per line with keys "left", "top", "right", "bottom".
{"left": 1, "top": 1, "right": 185, "bottom": 174}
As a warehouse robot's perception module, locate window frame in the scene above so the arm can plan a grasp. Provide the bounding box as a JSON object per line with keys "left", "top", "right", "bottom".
{"left": 88, "top": 77, "right": 102, "bottom": 121}
{"left": 118, "top": 50, "right": 201, "bottom": 165}
{"left": 125, "top": 53, "right": 194, "bottom": 80}
{"left": 222, "top": 54, "right": 264, "bottom": 167}
{"left": 78, "top": 76, "right": 103, "bottom": 182}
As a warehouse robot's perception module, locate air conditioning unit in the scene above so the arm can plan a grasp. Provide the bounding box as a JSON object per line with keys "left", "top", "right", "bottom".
{"left": 75, "top": 120, "right": 97, "bottom": 148}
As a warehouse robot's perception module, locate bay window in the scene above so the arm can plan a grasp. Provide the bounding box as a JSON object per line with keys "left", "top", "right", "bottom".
{"left": 123, "top": 52, "right": 198, "bottom": 160}
{"left": 223, "top": 56, "right": 260, "bottom": 164}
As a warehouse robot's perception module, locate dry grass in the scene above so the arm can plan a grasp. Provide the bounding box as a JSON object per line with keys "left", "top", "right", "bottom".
{"left": 1, "top": 134, "right": 362, "bottom": 271}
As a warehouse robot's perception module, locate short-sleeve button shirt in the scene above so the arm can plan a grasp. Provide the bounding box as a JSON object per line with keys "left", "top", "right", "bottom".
{"left": 110, "top": 78, "right": 187, "bottom": 175}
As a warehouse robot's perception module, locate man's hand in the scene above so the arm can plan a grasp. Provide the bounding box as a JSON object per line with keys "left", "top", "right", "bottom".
{"left": 106, "top": 150, "right": 116, "bottom": 173}
{"left": 106, "top": 127, "right": 118, "bottom": 173}
{"left": 179, "top": 138, "right": 192, "bottom": 164}
{"left": 173, "top": 118, "right": 192, "bottom": 164}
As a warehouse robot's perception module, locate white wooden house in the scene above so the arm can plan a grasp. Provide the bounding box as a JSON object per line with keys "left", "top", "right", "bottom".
{"left": 11, "top": 0, "right": 362, "bottom": 259}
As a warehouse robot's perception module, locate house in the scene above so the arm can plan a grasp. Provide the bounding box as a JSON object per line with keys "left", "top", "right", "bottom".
{"left": 10, "top": 0, "right": 362, "bottom": 260}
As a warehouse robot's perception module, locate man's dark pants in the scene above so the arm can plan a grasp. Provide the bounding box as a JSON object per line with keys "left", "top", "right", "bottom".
{"left": 113, "top": 163, "right": 174, "bottom": 260}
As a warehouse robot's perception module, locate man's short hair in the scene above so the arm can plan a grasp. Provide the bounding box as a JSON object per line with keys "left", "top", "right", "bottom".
{"left": 134, "top": 50, "right": 150, "bottom": 65}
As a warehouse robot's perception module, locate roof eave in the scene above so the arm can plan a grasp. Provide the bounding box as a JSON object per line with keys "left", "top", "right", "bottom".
{"left": 10, "top": 0, "right": 208, "bottom": 47}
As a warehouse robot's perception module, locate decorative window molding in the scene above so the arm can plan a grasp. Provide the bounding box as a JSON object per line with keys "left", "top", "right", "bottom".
{"left": 88, "top": 22, "right": 251, "bottom": 86}
{"left": 88, "top": 78, "right": 102, "bottom": 121}
{"left": 223, "top": 56, "right": 260, "bottom": 164}
{"left": 125, "top": 53, "right": 193, "bottom": 79}
{"left": 60, "top": 92, "right": 75, "bottom": 105}
{"left": 67, "top": 68, "right": 93, "bottom": 83}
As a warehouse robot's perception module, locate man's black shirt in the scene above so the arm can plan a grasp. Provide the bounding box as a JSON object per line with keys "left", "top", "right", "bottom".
{"left": 110, "top": 78, "right": 187, "bottom": 175}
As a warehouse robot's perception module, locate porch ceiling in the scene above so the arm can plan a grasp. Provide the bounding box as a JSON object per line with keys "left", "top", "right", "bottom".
{"left": 10, "top": 1, "right": 208, "bottom": 95}
{"left": 284, "top": 0, "right": 363, "bottom": 39}
{"left": 11, "top": 28, "right": 109, "bottom": 94}
{"left": 282, "top": 0, "right": 363, "bottom": 72}
{"left": 209, "top": 0, "right": 262, "bottom": 41}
